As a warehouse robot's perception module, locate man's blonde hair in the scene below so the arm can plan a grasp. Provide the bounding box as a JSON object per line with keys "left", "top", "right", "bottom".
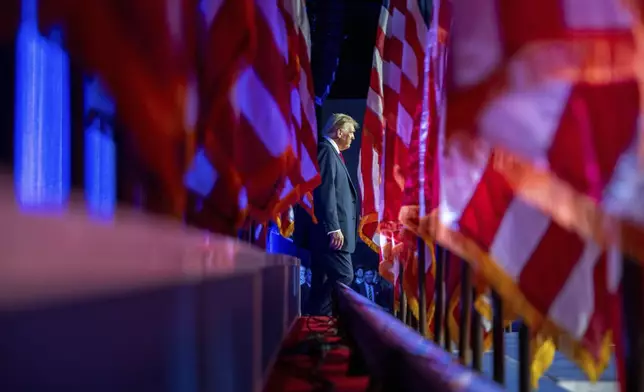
{"left": 321, "top": 113, "right": 359, "bottom": 137}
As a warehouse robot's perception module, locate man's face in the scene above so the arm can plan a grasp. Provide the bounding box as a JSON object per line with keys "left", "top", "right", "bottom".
{"left": 335, "top": 124, "right": 356, "bottom": 151}
{"left": 356, "top": 268, "right": 364, "bottom": 278}
{"left": 364, "top": 270, "right": 374, "bottom": 284}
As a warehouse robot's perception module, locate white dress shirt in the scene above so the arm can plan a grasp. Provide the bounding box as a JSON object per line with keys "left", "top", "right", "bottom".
{"left": 324, "top": 136, "right": 340, "bottom": 154}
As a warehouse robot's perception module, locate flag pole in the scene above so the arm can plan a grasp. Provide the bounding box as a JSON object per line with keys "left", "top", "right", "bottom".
{"left": 398, "top": 257, "right": 408, "bottom": 324}
{"left": 458, "top": 259, "right": 472, "bottom": 364}
{"left": 492, "top": 290, "right": 506, "bottom": 385}
{"left": 518, "top": 323, "right": 531, "bottom": 392}
{"left": 434, "top": 245, "right": 445, "bottom": 344}
{"left": 622, "top": 257, "right": 644, "bottom": 392}
{"left": 417, "top": 236, "right": 428, "bottom": 337}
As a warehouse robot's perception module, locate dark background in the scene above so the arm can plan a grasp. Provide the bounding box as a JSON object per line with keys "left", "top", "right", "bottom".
{"left": 0, "top": 43, "right": 14, "bottom": 168}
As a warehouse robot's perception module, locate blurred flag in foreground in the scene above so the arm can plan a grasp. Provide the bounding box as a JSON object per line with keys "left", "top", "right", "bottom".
{"left": 45, "top": 0, "right": 200, "bottom": 217}
{"left": 358, "top": 0, "right": 433, "bottom": 320}
{"left": 445, "top": 0, "right": 644, "bottom": 263}
{"left": 436, "top": 136, "right": 621, "bottom": 384}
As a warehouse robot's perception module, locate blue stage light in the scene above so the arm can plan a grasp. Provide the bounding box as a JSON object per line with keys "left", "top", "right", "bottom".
{"left": 84, "top": 77, "right": 116, "bottom": 219}
{"left": 14, "top": 0, "right": 70, "bottom": 211}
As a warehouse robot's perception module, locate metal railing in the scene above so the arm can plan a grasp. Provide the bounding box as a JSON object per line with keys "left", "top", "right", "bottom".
{"left": 390, "top": 237, "right": 644, "bottom": 392}
{"left": 336, "top": 282, "right": 504, "bottom": 392}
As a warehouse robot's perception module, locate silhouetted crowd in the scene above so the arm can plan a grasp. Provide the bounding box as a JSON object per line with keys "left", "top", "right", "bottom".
{"left": 300, "top": 265, "right": 394, "bottom": 314}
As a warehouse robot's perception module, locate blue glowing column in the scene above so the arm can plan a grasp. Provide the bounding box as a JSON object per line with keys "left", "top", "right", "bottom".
{"left": 14, "top": 0, "right": 70, "bottom": 209}
{"left": 84, "top": 77, "right": 116, "bottom": 218}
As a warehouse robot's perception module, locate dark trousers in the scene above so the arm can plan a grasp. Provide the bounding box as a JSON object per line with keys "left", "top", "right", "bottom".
{"left": 309, "top": 250, "right": 354, "bottom": 316}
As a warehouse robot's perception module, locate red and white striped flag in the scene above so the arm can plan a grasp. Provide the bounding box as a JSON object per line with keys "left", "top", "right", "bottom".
{"left": 185, "top": 0, "right": 255, "bottom": 234}
{"left": 445, "top": 0, "right": 644, "bottom": 263}
{"left": 358, "top": 0, "right": 388, "bottom": 254}
{"left": 186, "top": 0, "right": 319, "bottom": 234}
{"left": 47, "top": 0, "right": 200, "bottom": 217}
{"left": 396, "top": 0, "right": 450, "bottom": 324}
{"left": 273, "top": 0, "right": 320, "bottom": 230}
{"left": 436, "top": 137, "right": 620, "bottom": 383}
{"left": 358, "top": 0, "right": 431, "bottom": 276}
{"left": 408, "top": 0, "right": 630, "bottom": 383}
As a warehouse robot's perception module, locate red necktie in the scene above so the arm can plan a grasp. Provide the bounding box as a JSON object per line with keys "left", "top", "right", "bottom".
{"left": 339, "top": 152, "right": 345, "bottom": 164}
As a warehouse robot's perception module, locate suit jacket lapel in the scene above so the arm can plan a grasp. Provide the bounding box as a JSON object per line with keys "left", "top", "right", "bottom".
{"left": 322, "top": 139, "right": 357, "bottom": 196}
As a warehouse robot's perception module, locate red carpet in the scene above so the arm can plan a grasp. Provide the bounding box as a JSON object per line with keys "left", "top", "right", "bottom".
{"left": 264, "top": 317, "right": 370, "bottom": 392}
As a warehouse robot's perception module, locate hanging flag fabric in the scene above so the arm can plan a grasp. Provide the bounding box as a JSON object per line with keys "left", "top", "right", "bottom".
{"left": 184, "top": 0, "right": 257, "bottom": 234}
{"left": 277, "top": 0, "right": 320, "bottom": 207}
{"left": 358, "top": 0, "right": 434, "bottom": 322}
{"left": 358, "top": 0, "right": 431, "bottom": 251}
{"left": 359, "top": 0, "right": 432, "bottom": 250}
{"left": 398, "top": 0, "right": 449, "bottom": 239}
{"left": 271, "top": 0, "right": 320, "bottom": 231}
{"left": 36, "top": 0, "right": 318, "bottom": 236}
{"left": 445, "top": 0, "right": 644, "bottom": 262}
{"left": 44, "top": 0, "right": 200, "bottom": 218}
{"left": 435, "top": 133, "right": 620, "bottom": 382}
{"left": 190, "top": 0, "right": 294, "bottom": 227}
{"left": 380, "top": 0, "right": 430, "bottom": 241}
{"left": 275, "top": 206, "right": 295, "bottom": 238}
{"left": 392, "top": 0, "right": 449, "bottom": 329}
{"left": 186, "top": 0, "right": 321, "bottom": 234}
{"left": 358, "top": 0, "right": 388, "bottom": 253}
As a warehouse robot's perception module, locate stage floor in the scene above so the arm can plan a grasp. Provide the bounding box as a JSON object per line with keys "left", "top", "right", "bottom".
{"left": 487, "top": 333, "right": 617, "bottom": 392}
{"left": 265, "top": 318, "right": 617, "bottom": 392}
{"left": 264, "top": 317, "right": 369, "bottom": 392}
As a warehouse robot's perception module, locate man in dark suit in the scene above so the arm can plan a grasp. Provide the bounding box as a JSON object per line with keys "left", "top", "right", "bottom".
{"left": 294, "top": 113, "right": 358, "bottom": 316}
{"left": 357, "top": 269, "right": 394, "bottom": 313}
{"left": 357, "top": 269, "right": 380, "bottom": 303}
{"left": 350, "top": 265, "right": 365, "bottom": 291}
{"left": 374, "top": 271, "right": 394, "bottom": 313}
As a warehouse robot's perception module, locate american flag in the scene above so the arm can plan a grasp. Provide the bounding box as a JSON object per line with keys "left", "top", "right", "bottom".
{"left": 392, "top": 0, "right": 500, "bottom": 351}
{"left": 202, "top": 0, "right": 292, "bottom": 221}
{"left": 47, "top": 0, "right": 310, "bottom": 233}
{"left": 358, "top": 0, "right": 431, "bottom": 254}
{"left": 433, "top": 0, "right": 642, "bottom": 383}
{"left": 397, "top": 0, "right": 450, "bottom": 326}
{"left": 48, "top": 0, "right": 200, "bottom": 218}
{"left": 358, "top": 0, "right": 388, "bottom": 254}
{"left": 186, "top": 0, "right": 319, "bottom": 234}
{"left": 436, "top": 142, "right": 620, "bottom": 383}
{"left": 185, "top": 0, "right": 255, "bottom": 234}
{"left": 444, "top": 0, "right": 644, "bottom": 264}
{"left": 276, "top": 0, "right": 320, "bottom": 223}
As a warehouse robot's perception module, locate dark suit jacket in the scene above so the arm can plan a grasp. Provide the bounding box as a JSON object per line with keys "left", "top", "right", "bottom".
{"left": 300, "top": 283, "right": 311, "bottom": 314}
{"left": 357, "top": 282, "right": 381, "bottom": 303}
{"left": 358, "top": 282, "right": 393, "bottom": 312}
{"left": 293, "top": 138, "right": 358, "bottom": 253}
{"left": 377, "top": 280, "right": 394, "bottom": 313}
